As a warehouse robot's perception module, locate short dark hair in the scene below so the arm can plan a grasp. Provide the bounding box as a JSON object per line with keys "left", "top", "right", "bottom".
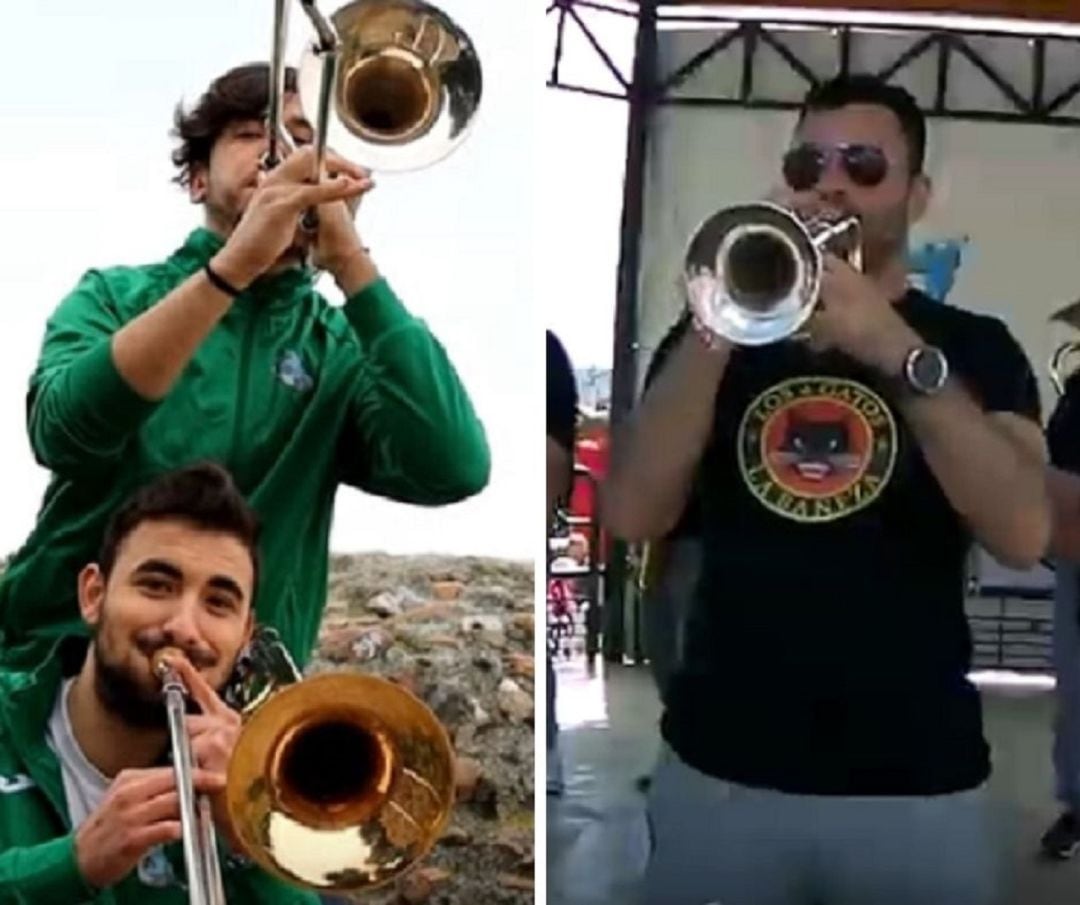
{"left": 798, "top": 74, "right": 926, "bottom": 175}
{"left": 170, "top": 62, "right": 298, "bottom": 188}
{"left": 98, "top": 463, "right": 262, "bottom": 593}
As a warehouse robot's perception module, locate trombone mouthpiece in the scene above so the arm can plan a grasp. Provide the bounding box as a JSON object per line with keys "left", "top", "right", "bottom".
{"left": 152, "top": 647, "right": 185, "bottom": 680}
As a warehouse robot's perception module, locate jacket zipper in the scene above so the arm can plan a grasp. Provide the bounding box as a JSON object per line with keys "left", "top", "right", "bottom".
{"left": 229, "top": 310, "right": 260, "bottom": 467}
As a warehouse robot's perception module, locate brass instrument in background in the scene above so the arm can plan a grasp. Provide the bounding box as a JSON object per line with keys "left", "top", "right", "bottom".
{"left": 156, "top": 625, "right": 455, "bottom": 903}
{"left": 682, "top": 201, "right": 862, "bottom": 347}
{"left": 1050, "top": 297, "right": 1080, "bottom": 395}
{"left": 264, "top": 0, "right": 482, "bottom": 187}
{"left": 1050, "top": 341, "right": 1080, "bottom": 396}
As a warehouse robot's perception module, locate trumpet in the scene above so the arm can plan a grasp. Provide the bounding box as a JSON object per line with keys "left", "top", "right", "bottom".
{"left": 157, "top": 626, "right": 455, "bottom": 901}
{"left": 263, "top": 0, "right": 481, "bottom": 190}
{"left": 683, "top": 201, "right": 862, "bottom": 347}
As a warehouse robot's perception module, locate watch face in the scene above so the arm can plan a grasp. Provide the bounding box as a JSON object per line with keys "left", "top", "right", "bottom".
{"left": 908, "top": 347, "right": 947, "bottom": 392}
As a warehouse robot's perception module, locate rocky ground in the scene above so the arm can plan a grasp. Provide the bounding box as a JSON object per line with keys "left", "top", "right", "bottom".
{"left": 309, "top": 553, "right": 536, "bottom": 905}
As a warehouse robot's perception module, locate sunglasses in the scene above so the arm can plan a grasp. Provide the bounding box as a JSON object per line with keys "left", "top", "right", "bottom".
{"left": 781, "top": 142, "right": 889, "bottom": 191}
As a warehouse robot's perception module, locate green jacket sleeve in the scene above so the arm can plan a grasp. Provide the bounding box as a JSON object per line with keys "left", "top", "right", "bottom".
{"left": 27, "top": 270, "right": 159, "bottom": 477}
{"left": 0, "top": 833, "right": 98, "bottom": 903}
{"left": 336, "top": 277, "right": 491, "bottom": 503}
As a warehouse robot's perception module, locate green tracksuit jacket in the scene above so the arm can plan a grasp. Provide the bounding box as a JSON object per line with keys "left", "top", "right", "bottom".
{"left": 0, "top": 638, "right": 319, "bottom": 904}
{"left": 0, "top": 228, "right": 490, "bottom": 670}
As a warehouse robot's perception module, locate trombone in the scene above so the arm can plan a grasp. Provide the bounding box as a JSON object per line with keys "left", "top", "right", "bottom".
{"left": 156, "top": 626, "right": 456, "bottom": 902}
{"left": 683, "top": 201, "right": 862, "bottom": 347}
{"left": 263, "top": 0, "right": 482, "bottom": 188}
{"left": 155, "top": 650, "right": 226, "bottom": 905}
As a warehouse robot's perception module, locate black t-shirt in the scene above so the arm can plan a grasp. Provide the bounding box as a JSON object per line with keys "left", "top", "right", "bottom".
{"left": 659, "top": 289, "right": 1041, "bottom": 796}
{"left": 547, "top": 331, "right": 577, "bottom": 499}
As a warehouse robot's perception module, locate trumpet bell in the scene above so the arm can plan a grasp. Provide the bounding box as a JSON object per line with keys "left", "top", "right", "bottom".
{"left": 225, "top": 671, "right": 455, "bottom": 894}
{"left": 299, "top": 0, "right": 482, "bottom": 173}
{"left": 684, "top": 202, "right": 823, "bottom": 347}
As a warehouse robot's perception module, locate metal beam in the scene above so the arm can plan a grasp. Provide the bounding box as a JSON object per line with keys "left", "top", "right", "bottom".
{"left": 546, "top": 4, "right": 1080, "bottom": 128}
{"left": 663, "top": 0, "right": 1080, "bottom": 26}
{"left": 604, "top": 0, "right": 659, "bottom": 662}
{"left": 660, "top": 24, "right": 743, "bottom": 93}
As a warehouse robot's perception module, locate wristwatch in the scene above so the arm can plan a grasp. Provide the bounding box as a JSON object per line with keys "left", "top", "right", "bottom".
{"left": 902, "top": 345, "right": 949, "bottom": 395}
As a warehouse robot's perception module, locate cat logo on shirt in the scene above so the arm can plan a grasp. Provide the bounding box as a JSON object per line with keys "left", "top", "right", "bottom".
{"left": 737, "top": 376, "right": 897, "bottom": 523}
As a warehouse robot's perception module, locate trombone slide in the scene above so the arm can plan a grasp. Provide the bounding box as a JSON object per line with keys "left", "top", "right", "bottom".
{"left": 159, "top": 660, "right": 226, "bottom": 905}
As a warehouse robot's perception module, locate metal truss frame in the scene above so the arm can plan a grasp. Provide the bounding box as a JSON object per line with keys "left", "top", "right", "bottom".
{"left": 546, "top": 0, "right": 1080, "bottom": 126}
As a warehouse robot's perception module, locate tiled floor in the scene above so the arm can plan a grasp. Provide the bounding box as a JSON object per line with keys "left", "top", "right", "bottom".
{"left": 547, "top": 657, "right": 1080, "bottom": 905}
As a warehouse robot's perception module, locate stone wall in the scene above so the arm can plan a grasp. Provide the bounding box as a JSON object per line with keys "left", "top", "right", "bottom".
{"left": 310, "top": 553, "right": 536, "bottom": 904}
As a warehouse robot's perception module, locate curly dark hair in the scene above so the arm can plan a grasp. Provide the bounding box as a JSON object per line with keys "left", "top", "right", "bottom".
{"left": 170, "top": 62, "right": 298, "bottom": 188}
{"left": 98, "top": 462, "right": 262, "bottom": 591}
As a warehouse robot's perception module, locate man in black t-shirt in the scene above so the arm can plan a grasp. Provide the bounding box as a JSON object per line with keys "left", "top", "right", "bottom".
{"left": 547, "top": 330, "right": 578, "bottom": 796}
{"left": 602, "top": 75, "right": 1050, "bottom": 905}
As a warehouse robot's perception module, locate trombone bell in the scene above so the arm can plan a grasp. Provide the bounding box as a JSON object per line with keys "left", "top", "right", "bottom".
{"left": 684, "top": 201, "right": 861, "bottom": 347}
{"left": 298, "top": 0, "right": 482, "bottom": 173}
{"left": 225, "top": 671, "right": 455, "bottom": 893}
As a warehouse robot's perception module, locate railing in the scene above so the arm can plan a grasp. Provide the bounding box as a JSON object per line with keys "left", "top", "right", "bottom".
{"left": 966, "top": 555, "right": 1056, "bottom": 673}
{"left": 966, "top": 588, "right": 1054, "bottom": 674}
{"left": 547, "top": 465, "right": 605, "bottom": 660}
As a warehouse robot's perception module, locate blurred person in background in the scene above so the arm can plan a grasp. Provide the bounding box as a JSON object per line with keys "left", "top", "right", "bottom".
{"left": 547, "top": 330, "right": 578, "bottom": 796}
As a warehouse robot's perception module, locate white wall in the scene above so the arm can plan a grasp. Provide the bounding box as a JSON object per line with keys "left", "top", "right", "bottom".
{"left": 636, "top": 99, "right": 1080, "bottom": 418}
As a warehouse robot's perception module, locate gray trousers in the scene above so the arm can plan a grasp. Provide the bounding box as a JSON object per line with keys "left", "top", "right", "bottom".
{"left": 641, "top": 747, "right": 1000, "bottom": 905}
{"left": 642, "top": 538, "right": 703, "bottom": 705}
{"left": 1053, "top": 562, "right": 1080, "bottom": 812}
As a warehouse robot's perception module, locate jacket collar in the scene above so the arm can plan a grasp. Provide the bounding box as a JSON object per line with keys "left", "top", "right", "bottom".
{"left": 1, "top": 636, "right": 86, "bottom": 743}
{"left": 168, "top": 226, "right": 316, "bottom": 309}
{"left": 0, "top": 637, "right": 87, "bottom": 823}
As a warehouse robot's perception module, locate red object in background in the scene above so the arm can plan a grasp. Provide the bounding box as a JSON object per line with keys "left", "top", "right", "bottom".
{"left": 569, "top": 416, "right": 609, "bottom": 562}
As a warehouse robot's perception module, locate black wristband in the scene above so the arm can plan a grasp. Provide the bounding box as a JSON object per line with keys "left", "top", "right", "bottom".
{"left": 204, "top": 262, "right": 243, "bottom": 298}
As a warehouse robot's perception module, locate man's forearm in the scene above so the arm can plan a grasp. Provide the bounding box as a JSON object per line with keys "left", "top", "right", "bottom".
{"left": 338, "top": 296, "right": 490, "bottom": 502}
{"left": 602, "top": 329, "right": 729, "bottom": 540}
{"left": 898, "top": 381, "right": 1049, "bottom": 567}
{"left": 111, "top": 257, "right": 238, "bottom": 401}
{"left": 0, "top": 834, "right": 98, "bottom": 902}
{"left": 329, "top": 248, "right": 380, "bottom": 297}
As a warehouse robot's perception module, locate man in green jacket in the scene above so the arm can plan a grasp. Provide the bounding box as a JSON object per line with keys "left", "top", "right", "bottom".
{"left": 0, "top": 462, "right": 319, "bottom": 903}
{"left": 0, "top": 62, "right": 490, "bottom": 671}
